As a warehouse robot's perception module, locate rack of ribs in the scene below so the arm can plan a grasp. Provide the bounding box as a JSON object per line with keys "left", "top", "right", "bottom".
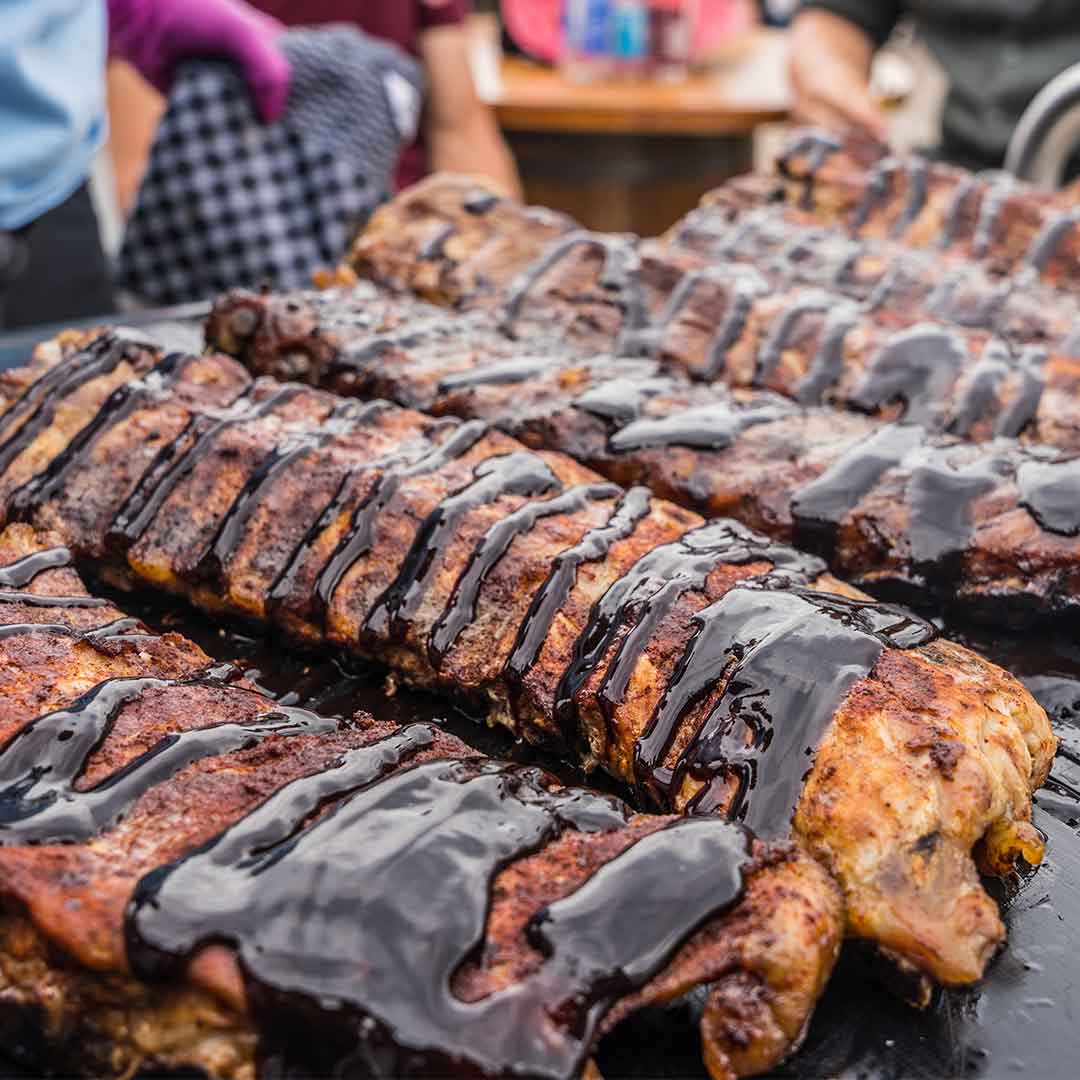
{"left": 774, "top": 129, "right": 1080, "bottom": 291}
{"left": 0, "top": 330, "right": 1054, "bottom": 999}
{"left": 342, "top": 175, "right": 1080, "bottom": 452}
{"left": 0, "top": 520, "right": 845, "bottom": 1079}
{"left": 209, "top": 283, "right": 1080, "bottom": 623}
{"left": 660, "top": 197, "right": 1080, "bottom": 355}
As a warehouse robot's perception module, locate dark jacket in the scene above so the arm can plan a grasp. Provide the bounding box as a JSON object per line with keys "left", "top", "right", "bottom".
{"left": 803, "top": 0, "right": 1080, "bottom": 170}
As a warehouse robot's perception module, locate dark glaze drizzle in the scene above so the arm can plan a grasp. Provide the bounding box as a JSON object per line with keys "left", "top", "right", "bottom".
{"left": 948, "top": 341, "right": 1046, "bottom": 439}
{"left": 0, "top": 545, "right": 107, "bottom": 609}
{"left": 553, "top": 520, "right": 824, "bottom": 743}
{"left": 502, "top": 231, "right": 647, "bottom": 340}
{"left": 0, "top": 546, "right": 74, "bottom": 589}
{"left": 694, "top": 271, "right": 765, "bottom": 381}
{"left": 754, "top": 291, "right": 834, "bottom": 386}
{"left": 504, "top": 486, "right": 653, "bottom": 727}
{"left": 6, "top": 352, "right": 193, "bottom": 523}
{"left": 363, "top": 451, "right": 561, "bottom": 645}
{"left": 1026, "top": 208, "right": 1080, "bottom": 272}
{"left": 0, "top": 668, "right": 338, "bottom": 845}
{"left": 438, "top": 357, "right": 551, "bottom": 392}
{"left": 635, "top": 585, "right": 935, "bottom": 827}
{"left": 791, "top": 423, "right": 926, "bottom": 554}
{"left": 0, "top": 617, "right": 152, "bottom": 644}
{"left": 608, "top": 401, "right": 792, "bottom": 453}
{"left": 848, "top": 324, "right": 968, "bottom": 425}
{"left": 312, "top": 420, "right": 488, "bottom": 622}
{"left": 793, "top": 302, "right": 859, "bottom": 404}
{"left": 127, "top": 726, "right": 752, "bottom": 1080}
{"left": 573, "top": 375, "right": 676, "bottom": 425}
{"left": 428, "top": 482, "right": 620, "bottom": 667}
{"left": 971, "top": 172, "right": 1015, "bottom": 259}
{"left": 192, "top": 401, "right": 373, "bottom": 585}
{"left": 939, "top": 173, "right": 980, "bottom": 250}
{"left": 906, "top": 449, "right": 1011, "bottom": 570}
{"left": 776, "top": 128, "right": 842, "bottom": 208}
{"left": 107, "top": 384, "right": 311, "bottom": 556}
{"left": 0, "top": 332, "right": 149, "bottom": 481}
{"left": 1018, "top": 454, "right": 1080, "bottom": 536}
{"left": 849, "top": 157, "right": 931, "bottom": 234}
{"left": 947, "top": 340, "right": 1014, "bottom": 438}
{"left": 463, "top": 191, "right": 500, "bottom": 215}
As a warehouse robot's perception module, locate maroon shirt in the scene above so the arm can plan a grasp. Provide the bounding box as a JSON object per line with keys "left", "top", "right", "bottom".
{"left": 253, "top": 1, "right": 470, "bottom": 188}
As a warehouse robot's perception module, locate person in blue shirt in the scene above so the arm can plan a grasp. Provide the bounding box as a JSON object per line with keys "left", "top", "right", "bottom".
{"left": 0, "top": 0, "right": 289, "bottom": 330}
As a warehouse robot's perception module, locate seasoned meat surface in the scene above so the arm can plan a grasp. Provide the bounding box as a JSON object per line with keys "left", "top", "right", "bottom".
{"left": 209, "top": 285, "right": 1080, "bottom": 622}
{"left": 340, "top": 173, "right": 1080, "bottom": 451}
{"left": 774, "top": 129, "right": 1080, "bottom": 291}
{"left": 0, "top": 522, "right": 844, "bottom": 1079}
{"left": 0, "top": 333, "right": 1055, "bottom": 993}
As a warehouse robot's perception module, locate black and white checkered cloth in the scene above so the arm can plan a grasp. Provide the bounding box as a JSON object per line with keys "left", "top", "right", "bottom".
{"left": 117, "top": 24, "right": 423, "bottom": 304}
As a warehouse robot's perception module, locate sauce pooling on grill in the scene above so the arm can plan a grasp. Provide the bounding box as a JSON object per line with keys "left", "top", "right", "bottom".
{"left": 126, "top": 726, "right": 753, "bottom": 1080}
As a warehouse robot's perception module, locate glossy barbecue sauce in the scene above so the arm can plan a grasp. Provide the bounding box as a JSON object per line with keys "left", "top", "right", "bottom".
{"left": 849, "top": 157, "right": 929, "bottom": 237}
{"left": 776, "top": 128, "right": 842, "bottom": 208}
{"left": 552, "top": 520, "right": 825, "bottom": 746}
{"left": 791, "top": 423, "right": 927, "bottom": 555}
{"left": 635, "top": 585, "right": 935, "bottom": 825}
{"left": 848, "top": 324, "right": 969, "bottom": 425}
{"left": 0, "top": 545, "right": 107, "bottom": 610}
{"left": 191, "top": 400, "right": 372, "bottom": 586}
{"left": 504, "top": 486, "right": 653, "bottom": 733}
{"left": 1018, "top": 453, "right": 1080, "bottom": 536}
{"left": 124, "top": 724, "right": 753, "bottom": 1079}
{"left": 0, "top": 332, "right": 152, "bottom": 481}
{"left": 0, "top": 547, "right": 152, "bottom": 643}
{"left": 501, "top": 231, "right": 648, "bottom": 342}
{"left": 428, "top": 482, "right": 620, "bottom": 668}
{"left": 608, "top": 401, "right": 792, "bottom": 453}
{"left": 363, "top": 451, "right": 561, "bottom": 646}
{"left": 1027, "top": 208, "right": 1080, "bottom": 273}
{"left": 312, "top": 420, "right": 489, "bottom": 622}
{"left": 6, "top": 352, "right": 194, "bottom": 523}
{"left": 0, "top": 664, "right": 338, "bottom": 844}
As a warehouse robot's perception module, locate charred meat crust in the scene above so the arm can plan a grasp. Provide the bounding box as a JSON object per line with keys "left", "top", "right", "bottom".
{"left": 208, "top": 284, "right": 1080, "bottom": 623}
{"left": 0, "top": 522, "right": 844, "bottom": 1079}
{"left": 0, "top": 337, "right": 1054, "bottom": 991}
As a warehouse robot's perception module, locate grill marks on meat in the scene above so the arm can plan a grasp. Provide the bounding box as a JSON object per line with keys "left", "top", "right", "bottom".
{"left": 775, "top": 128, "right": 1080, "bottom": 290}
{"left": 209, "top": 287, "right": 1080, "bottom": 620}
{"left": 0, "top": 335, "right": 1055, "bottom": 991}
{"left": 0, "top": 523, "right": 845, "bottom": 1080}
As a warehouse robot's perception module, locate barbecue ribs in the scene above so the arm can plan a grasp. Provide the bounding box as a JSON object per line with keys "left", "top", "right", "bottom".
{"left": 0, "top": 520, "right": 845, "bottom": 1079}
{"left": 0, "top": 330, "right": 1054, "bottom": 993}
{"left": 209, "top": 283, "right": 1080, "bottom": 622}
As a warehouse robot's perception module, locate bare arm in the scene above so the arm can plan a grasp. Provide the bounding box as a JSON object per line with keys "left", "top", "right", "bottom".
{"left": 788, "top": 8, "right": 888, "bottom": 142}
{"left": 419, "top": 23, "right": 523, "bottom": 198}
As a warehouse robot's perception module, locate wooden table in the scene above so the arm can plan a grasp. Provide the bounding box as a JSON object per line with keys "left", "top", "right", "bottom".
{"left": 474, "top": 26, "right": 791, "bottom": 235}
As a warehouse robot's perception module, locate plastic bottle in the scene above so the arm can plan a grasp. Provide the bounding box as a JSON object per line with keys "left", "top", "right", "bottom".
{"left": 561, "top": 0, "right": 615, "bottom": 83}
{"left": 647, "top": 0, "right": 696, "bottom": 81}
{"left": 612, "top": 0, "right": 649, "bottom": 80}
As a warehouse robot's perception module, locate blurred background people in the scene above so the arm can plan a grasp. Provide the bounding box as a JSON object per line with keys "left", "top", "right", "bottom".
{"left": 109, "top": 1, "right": 522, "bottom": 216}
{"left": 0, "top": 0, "right": 289, "bottom": 329}
{"left": 789, "top": 1, "right": 1080, "bottom": 172}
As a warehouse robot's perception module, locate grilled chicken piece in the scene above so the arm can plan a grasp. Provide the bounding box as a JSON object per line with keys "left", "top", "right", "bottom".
{"left": 662, "top": 197, "right": 1080, "bottom": 355}
{"left": 775, "top": 129, "right": 1080, "bottom": 290}
{"left": 0, "top": 332, "right": 1055, "bottom": 993}
{"left": 0, "top": 521, "right": 844, "bottom": 1080}
{"left": 340, "top": 173, "right": 1080, "bottom": 451}
{"left": 209, "top": 285, "right": 1080, "bottom": 622}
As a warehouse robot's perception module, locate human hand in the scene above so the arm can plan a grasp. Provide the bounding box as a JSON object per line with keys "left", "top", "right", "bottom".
{"left": 788, "top": 10, "right": 888, "bottom": 144}
{"left": 106, "top": 0, "right": 291, "bottom": 122}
